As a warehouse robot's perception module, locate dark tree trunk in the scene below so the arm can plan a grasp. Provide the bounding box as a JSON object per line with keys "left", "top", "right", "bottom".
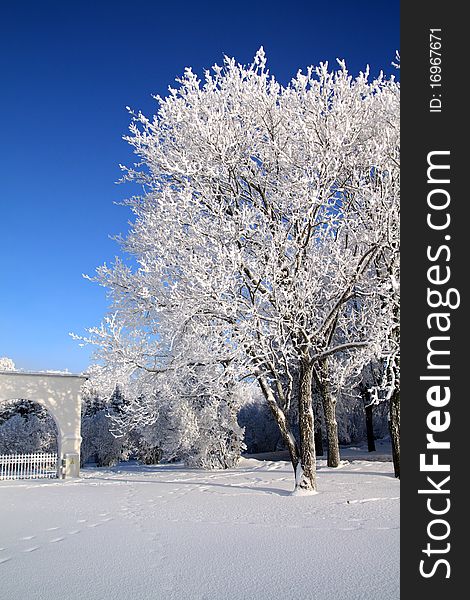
{"left": 389, "top": 389, "right": 400, "bottom": 478}
{"left": 314, "top": 424, "right": 324, "bottom": 456}
{"left": 365, "top": 403, "right": 376, "bottom": 452}
{"left": 313, "top": 393, "right": 324, "bottom": 456}
{"left": 296, "top": 358, "right": 317, "bottom": 491}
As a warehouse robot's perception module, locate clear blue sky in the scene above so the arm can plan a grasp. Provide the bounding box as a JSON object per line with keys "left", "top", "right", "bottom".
{"left": 0, "top": 1, "right": 399, "bottom": 373}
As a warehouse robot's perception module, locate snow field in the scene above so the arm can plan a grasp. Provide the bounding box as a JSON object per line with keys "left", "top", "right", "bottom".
{"left": 0, "top": 457, "right": 399, "bottom": 600}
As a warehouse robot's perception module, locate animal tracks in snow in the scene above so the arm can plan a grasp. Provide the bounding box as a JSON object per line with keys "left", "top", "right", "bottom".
{"left": 0, "top": 511, "right": 116, "bottom": 566}
{"left": 0, "top": 455, "right": 398, "bottom": 600}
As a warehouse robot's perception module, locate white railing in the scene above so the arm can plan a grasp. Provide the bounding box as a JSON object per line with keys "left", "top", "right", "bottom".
{"left": 0, "top": 452, "right": 59, "bottom": 480}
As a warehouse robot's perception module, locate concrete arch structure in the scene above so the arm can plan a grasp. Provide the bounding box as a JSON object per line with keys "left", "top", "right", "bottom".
{"left": 0, "top": 371, "right": 87, "bottom": 478}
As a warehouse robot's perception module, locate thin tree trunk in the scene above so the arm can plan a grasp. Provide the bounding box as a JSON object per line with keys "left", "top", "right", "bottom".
{"left": 314, "top": 424, "right": 324, "bottom": 456}
{"left": 313, "top": 394, "right": 324, "bottom": 456}
{"left": 365, "top": 403, "right": 376, "bottom": 452}
{"left": 257, "top": 374, "right": 300, "bottom": 474}
{"left": 389, "top": 389, "right": 400, "bottom": 478}
{"left": 296, "top": 358, "right": 317, "bottom": 492}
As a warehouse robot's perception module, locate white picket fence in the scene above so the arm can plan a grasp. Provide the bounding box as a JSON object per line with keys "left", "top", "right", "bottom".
{"left": 0, "top": 452, "right": 59, "bottom": 480}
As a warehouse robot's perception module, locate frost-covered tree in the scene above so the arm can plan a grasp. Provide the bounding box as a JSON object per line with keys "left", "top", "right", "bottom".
{"left": 356, "top": 76, "right": 400, "bottom": 477}
{"left": 81, "top": 354, "right": 245, "bottom": 469}
{"left": 368, "top": 236, "right": 400, "bottom": 476}
{"left": 379, "top": 230, "right": 400, "bottom": 478}
{"left": 78, "top": 50, "right": 399, "bottom": 493}
{"left": 80, "top": 410, "right": 127, "bottom": 467}
{"left": 0, "top": 357, "right": 16, "bottom": 371}
{"left": 0, "top": 400, "right": 57, "bottom": 454}
{"left": 79, "top": 371, "right": 129, "bottom": 467}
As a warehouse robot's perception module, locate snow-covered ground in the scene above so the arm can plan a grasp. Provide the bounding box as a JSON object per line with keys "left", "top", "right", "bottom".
{"left": 0, "top": 453, "right": 399, "bottom": 600}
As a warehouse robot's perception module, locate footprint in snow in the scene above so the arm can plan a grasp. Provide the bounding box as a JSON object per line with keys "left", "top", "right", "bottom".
{"left": 50, "top": 537, "right": 65, "bottom": 543}
{"left": 23, "top": 547, "right": 40, "bottom": 553}
{"left": 0, "top": 557, "right": 12, "bottom": 565}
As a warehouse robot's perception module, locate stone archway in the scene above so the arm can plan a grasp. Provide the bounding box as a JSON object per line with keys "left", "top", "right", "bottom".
{"left": 0, "top": 371, "right": 87, "bottom": 478}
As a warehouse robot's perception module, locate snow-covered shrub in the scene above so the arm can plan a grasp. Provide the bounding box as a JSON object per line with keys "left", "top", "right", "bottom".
{"left": 86, "top": 350, "right": 248, "bottom": 469}
{"left": 128, "top": 423, "right": 164, "bottom": 465}
{"left": 81, "top": 376, "right": 161, "bottom": 467}
{"left": 124, "top": 394, "right": 245, "bottom": 469}
{"left": 184, "top": 397, "right": 246, "bottom": 469}
{"left": 80, "top": 385, "right": 130, "bottom": 467}
{"left": 80, "top": 410, "right": 128, "bottom": 467}
{"left": 0, "top": 357, "right": 16, "bottom": 371}
{"left": 0, "top": 401, "right": 57, "bottom": 454}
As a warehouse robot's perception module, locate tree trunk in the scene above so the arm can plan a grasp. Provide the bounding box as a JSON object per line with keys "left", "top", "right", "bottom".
{"left": 296, "top": 358, "right": 317, "bottom": 492}
{"left": 322, "top": 391, "right": 340, "bottom": 467}
{"left": 365, "top": 403, "right": 376, "bottom": 452}
{"left": 314, "top": 424, "right": 324, "bottom": 456}
{"left": 318, "top": 360, "right": 341, "bottom": 467}
{"left": 257, "top": 374, "right": 300, "bottom": 474}
{"left": 313, "top": 393, "right": 324, "bottom": 456}
{"left": 389, "top": 389, "right": 400, "bottom": 478}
